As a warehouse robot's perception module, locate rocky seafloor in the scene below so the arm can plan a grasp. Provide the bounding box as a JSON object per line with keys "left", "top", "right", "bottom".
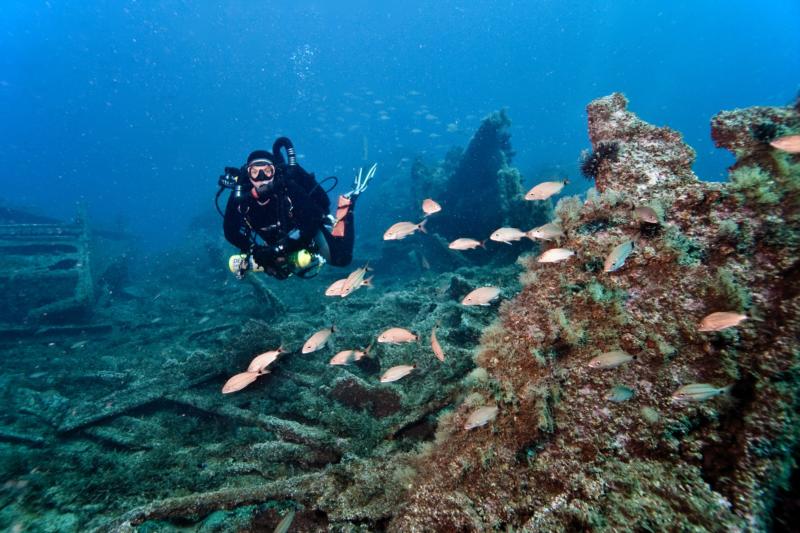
{"left": 0, "top": 93, "right": 798, "bottom": 532}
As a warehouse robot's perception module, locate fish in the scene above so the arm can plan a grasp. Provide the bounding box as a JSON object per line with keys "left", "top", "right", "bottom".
{"left": 222, "top": 371, "right": 264, "bottom": 394}
{"left": 449, "top": 238, "right": 485, "bottom": 250}
{"left": 537, "top": 248, "right": 575, "bottom": 263}
{"left": 273, "top": 509, "right": 296, "bottom": 533}
{"left": 247, "top": 346, "right": 286, "bottom": 373}
{"left": 461, "top": 286, "right": 501, "bottom": 306}
{"left": 377, "top": 327, "right": 418, "bottom": 343}
{"left": 464, "top": 405, "right": 499, "bottom": 430}
{"left": 383, "top": 219, "right": 428, "bottom": 240}
{"left": 697, "top": 312, "right": 748, "bottom": 332}
{"left": 325, "top": 278, "right": 348, "bottom": 297}
{"left": 672, "top": 383, "right": 732, "bottom": 402}
{"left": 380, "top": 364, "right": 416, "bottom": 383}
{"left": 302, "top": 326, "right": 334, "bottom": 354}
{"left": 329, "top": 344, "right": 372, "bottom": 365}
{"left": 526, "top": 223, "right": 564, "bottom": 242}
{"left": 588, "top": 350, "right": 634, "bottom": 369}
{"left": 604, "top": 240, "right": 635, "bottom": 272}
{"left": 70, "top": 340, "right": 88, "bottom": 350}
{"left": 338, "top": 264, "right": 373, "bottom": 297}
{"left": 489, "top": 227, "right": 530, "bottom": 244}
{"left": 431, "top": 324, "right": 445, "bottom": 361}
{"left": 422, "top": 198, "right": 442, "bottom": 216}
{"left": 607, "top": 385, "right": 635, "bottom": 402}
{"left": 633, "top": 206, "right": 659, "bottom": 224}
{"left": 525, "top": 180, "right": 568, "bottom": 201}
{"left": 770, "top": 134, "right": 800, "bottom": 153}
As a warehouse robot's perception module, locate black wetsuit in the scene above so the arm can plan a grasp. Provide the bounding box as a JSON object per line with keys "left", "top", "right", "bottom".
{"left": 223, "top": 172, "right": 354, "bottom": 278}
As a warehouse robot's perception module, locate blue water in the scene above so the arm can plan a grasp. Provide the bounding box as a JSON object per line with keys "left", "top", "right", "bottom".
{"left": 1, "top": 1, "right": 798, "bottom": 249}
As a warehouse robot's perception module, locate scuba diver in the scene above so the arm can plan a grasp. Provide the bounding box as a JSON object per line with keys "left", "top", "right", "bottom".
{"left": 216, "top": 137, "right": 375, "bottom": 280}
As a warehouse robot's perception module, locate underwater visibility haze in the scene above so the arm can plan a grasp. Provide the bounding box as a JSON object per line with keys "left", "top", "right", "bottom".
{"left": 1, "top": 1, "right": 800, "bottom": 531}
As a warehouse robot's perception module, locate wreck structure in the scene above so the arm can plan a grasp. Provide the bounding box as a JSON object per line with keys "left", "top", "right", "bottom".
{"left": 0, "top": 206, "right": 94, "bottom": 325}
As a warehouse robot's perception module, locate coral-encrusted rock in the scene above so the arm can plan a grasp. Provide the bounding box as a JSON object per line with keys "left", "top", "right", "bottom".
{"left": 390, "top": 94, "right": 800, "bottom": 532}
{"left": 712, "top": 104, "right": 800, "bottom": 172}
{"left": 587, "top": 92, "right": 698, "bottom": 195}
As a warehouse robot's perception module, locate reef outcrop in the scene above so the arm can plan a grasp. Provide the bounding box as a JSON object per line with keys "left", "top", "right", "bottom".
{"left": 391, "top": 93, "right": 800, "bottom": 531}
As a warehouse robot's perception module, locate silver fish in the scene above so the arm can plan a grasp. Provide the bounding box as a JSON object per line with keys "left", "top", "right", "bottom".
{"left": 464, "top": 405, "right": 499, "bottom": 430}
{"left": 607, "top": 385, "right": 635, "bottom": 402}
{"left": 672, "top": 383, "right": 732, "bottom": 402}
{"left": 526, "top": 223, "right": 564, "bottom": 242}
{"left": 273, "top": 509, "right": 296, "bottom": 533}
{"left": 633, "top": 206, "right": 659, "bottom": 224}
{"left": 604, "top": 240, "right": 635, "bottom": 272}
{"left": 588, "top": 350, "right": 634, "bottom": 369}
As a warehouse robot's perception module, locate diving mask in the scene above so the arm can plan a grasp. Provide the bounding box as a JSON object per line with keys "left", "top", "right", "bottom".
{"left": 248, "top": 159, "right": 277, "bottom": 199}
{"left": 248, "top": 160, "right": 275, "bottom": 180}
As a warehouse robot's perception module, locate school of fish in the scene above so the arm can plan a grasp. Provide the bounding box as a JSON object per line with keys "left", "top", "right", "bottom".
{"left": 224, "top": 185, "right": 753, "bottom": 428}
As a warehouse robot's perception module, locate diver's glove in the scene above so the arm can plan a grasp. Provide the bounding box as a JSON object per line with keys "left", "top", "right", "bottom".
{"left": 343, "top": 163, "right": 377, "bottom": 204}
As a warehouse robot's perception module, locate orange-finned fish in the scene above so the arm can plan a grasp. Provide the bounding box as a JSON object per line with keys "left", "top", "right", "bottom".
{"left": 383, "top": 219, "right": 428, "bottom": 240}
{"left": 222, "top": 371, "right": 264, "bottom": 394}
{"left": 302, "top": 326, "right": 335, "bottom": 354}
{"left": 422, "top": 198, "right": 442, "bottom": 216}
{"left": 247, "top": 346, "right": 286, "bottom": 373}
{"left": 325, "top": 278, "right": 348, "bottom": 297}
{"left": 489, "top": 227, "right": 530, "bottom": 244}
{"left": 537, "top": 248, "right": 574, "bottom": 263}
{"left": 697, "top": 312, "right": 747, "bottom": 332}
{"left": 461, "top": 286, "right": 501, "bottom": 306}
{"left": 329, "top": 343, "right": 373, "bottom": 365}
{"left": 770, "top": 134, "right": 800, "bottom": 154}
{"left": 525, "top": 180, "right": 568, "bottom": 201}
{"left": 338, "top": 263, "right": 373, "bottom": 298}
{"left": 431, "top": 324, "right": 445, "bottom": 361}
{"left": 377, "top": 327, "right": 418, "bottom": 344}
{"left": 449, "top": 238, "right": 485, "bottom": 250}
{"left": 380, "top": 364, "right": 416, "bottom": 383}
